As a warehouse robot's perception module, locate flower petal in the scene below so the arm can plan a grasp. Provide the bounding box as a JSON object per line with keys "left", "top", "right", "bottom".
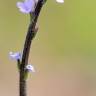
{"left": 24, "top": 0, "right": 35, "bottom": 12}
{"left": 56, "top": 0, "right": 64, "bottom": 3}
{"left": 9, "top": 52, "right": 21, "bottom": 60}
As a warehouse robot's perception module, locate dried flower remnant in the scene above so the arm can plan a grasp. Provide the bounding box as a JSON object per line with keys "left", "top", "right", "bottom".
{"left": 26, "top": 64, "right": 35, "bottom": 72}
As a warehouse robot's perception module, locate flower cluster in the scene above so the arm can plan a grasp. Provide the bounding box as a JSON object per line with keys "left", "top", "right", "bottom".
{"left": 17, "top": 0, "right": 64, "bottom": 14}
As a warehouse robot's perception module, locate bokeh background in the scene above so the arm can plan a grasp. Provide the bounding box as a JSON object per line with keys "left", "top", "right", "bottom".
{"left": 0, "top": 0, "right": 96, "bottom": 96}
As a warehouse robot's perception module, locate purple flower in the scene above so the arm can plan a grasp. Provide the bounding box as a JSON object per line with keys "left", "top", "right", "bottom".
{"left": 26, "top": 64, "right": 35, "bottom": 72}
{"left": 9, "top": 52, "right": 22, "bottom": 60}
{"left": 16, "top": 0, "right": 64, "bottom": 14}
{"left": 17, "top": 0, "right": 37, "bottom": 14}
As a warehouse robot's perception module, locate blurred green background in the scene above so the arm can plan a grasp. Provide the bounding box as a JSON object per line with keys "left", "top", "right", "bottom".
{"left": 0, "top": 0, "right": 96, "bottom": 96}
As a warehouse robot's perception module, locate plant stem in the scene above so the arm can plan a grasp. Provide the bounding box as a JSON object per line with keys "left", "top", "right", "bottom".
{"left": 19, "top": 0, "right": 44, "bottom": 96}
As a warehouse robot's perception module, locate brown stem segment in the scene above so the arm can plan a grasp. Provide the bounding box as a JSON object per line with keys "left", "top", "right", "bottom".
{"left": 19, "top": 0, "right": 44, "bottom": 96}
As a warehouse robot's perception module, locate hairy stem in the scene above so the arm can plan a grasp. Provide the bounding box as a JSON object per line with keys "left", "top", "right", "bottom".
{"left": 19, "top": 0, "right": 44, "bottom": 96}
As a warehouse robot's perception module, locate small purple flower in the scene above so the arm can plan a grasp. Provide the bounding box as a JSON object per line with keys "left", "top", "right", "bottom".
{"left": 9, "top": 52, "right": 22, "bottom": 60}
{"left": 26, "top": 64, "right": 35, "bottom": 72}
{"left": 17, "top": 0, "right": 37, "bottom": 14}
